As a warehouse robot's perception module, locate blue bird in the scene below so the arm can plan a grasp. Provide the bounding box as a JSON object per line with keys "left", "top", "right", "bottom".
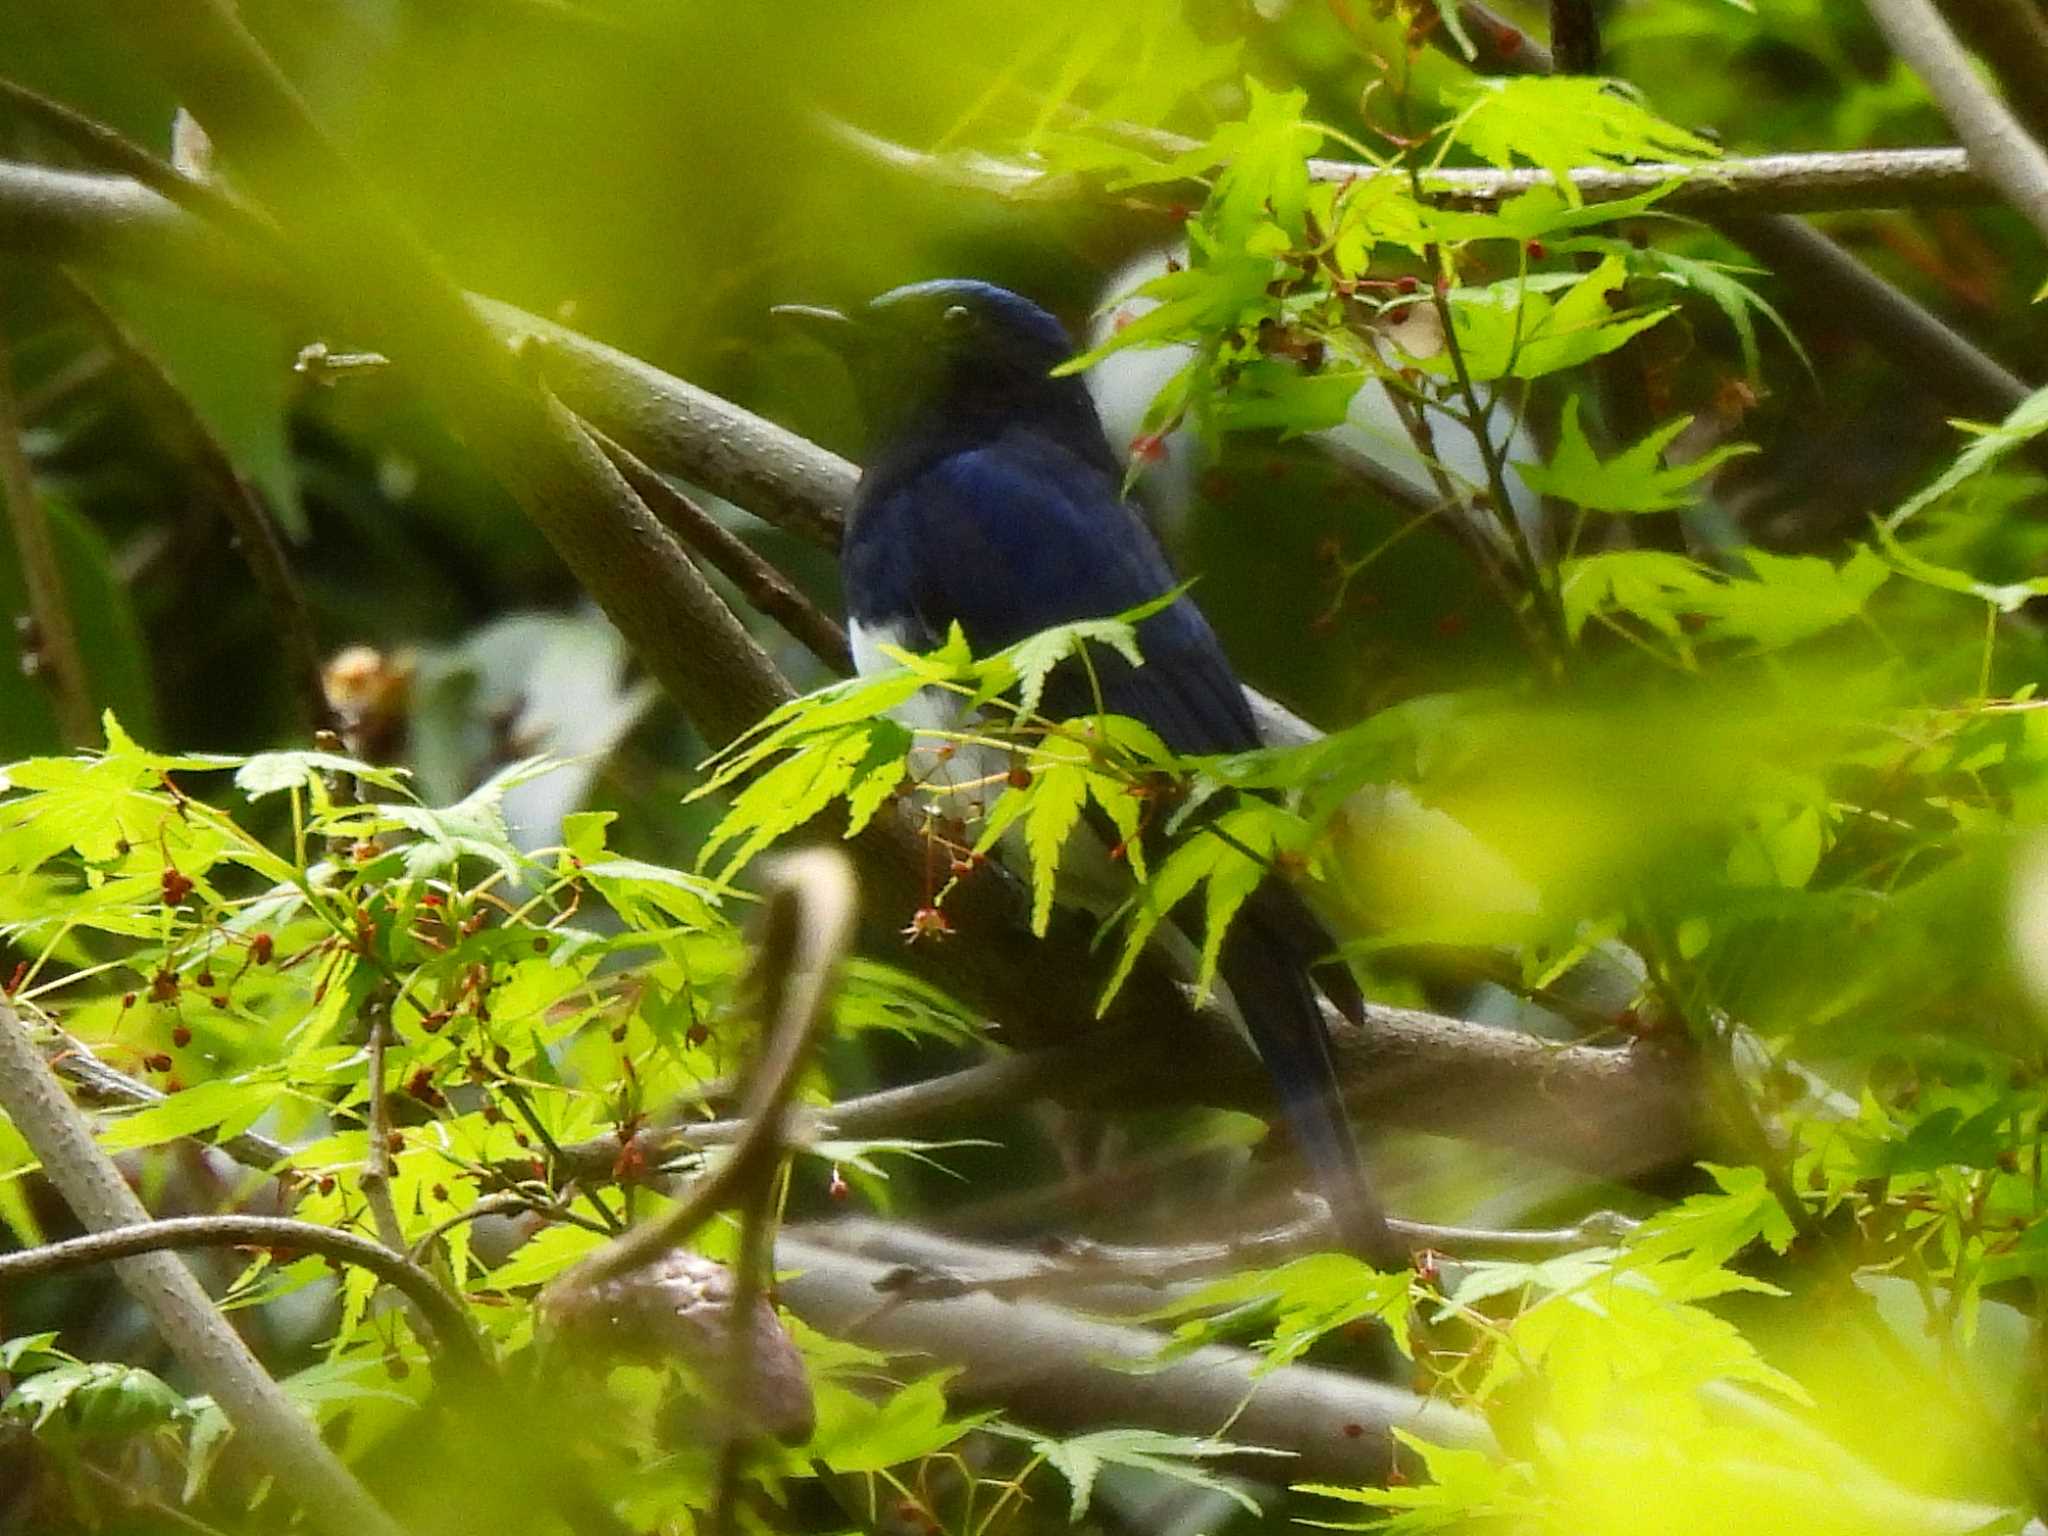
{"left": 779, "top": 279, "right": 1401, "bottom": 1266}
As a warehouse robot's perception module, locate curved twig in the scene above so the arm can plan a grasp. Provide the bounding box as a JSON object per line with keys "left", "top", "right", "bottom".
{"left": 0, "top": 1212, "right": 482, "bottom": 1366}
{"left": 551, "top": 848, "right": 858, "bottom": 1292}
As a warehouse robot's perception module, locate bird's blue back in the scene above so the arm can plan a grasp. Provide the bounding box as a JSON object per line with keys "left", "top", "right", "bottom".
{"left": 832, "top": 280, "right": 1398, "bottom": 1266}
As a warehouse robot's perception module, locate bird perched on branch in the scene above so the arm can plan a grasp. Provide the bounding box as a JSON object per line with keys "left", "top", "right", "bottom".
{"left": 775, "top": 279, "right": 1401, "bottom": 1268}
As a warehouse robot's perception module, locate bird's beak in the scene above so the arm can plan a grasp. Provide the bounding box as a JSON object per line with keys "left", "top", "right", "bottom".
{"left": 769, "top": 302, "right": 859, "bottom": 352}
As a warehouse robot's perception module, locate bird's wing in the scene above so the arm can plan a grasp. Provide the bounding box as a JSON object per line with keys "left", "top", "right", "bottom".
{"left": 862, "top": 430, "right": 1261, "bottom": 754}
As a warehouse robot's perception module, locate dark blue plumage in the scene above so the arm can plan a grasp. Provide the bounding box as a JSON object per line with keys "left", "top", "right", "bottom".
{"left": 818, "top": 279, "right": 1398, "bottom": 1265}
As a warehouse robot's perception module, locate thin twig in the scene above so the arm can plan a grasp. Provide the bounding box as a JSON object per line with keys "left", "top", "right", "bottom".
{"left": 1865, "top": 0, "right": 2048, "bottom": 244}
{"left": 43, "top": 1024, "right": 297, "bottom": 1168}
{"left": 0, "top": 326, "right": 96, "bottom": 746}
{"left": 0, "top": 74, "right": 284, "bottom": 257}
{"left": 359, "top": 986, "right": 407, "bottom": 1254}
{"left": 0, "top": 1000, "right": 411, "bottom": 1536}
{"left": 60, "top": 273, "right": 336, "bottom": 735}
{"left": 0, "top": 1213, "right": 482, "bottom": 1365}
{"left": 588, "top": 424, "right": 853, "bottom": 674}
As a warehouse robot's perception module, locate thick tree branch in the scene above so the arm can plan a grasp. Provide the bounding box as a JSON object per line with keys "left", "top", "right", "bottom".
{"left": 0, "top": 1000, "right": 410, "bottom": 1536}
{"left": 773, "top": 1230, "right": 1489, "bottom": 1481}
{"left": 0, "top": 1213, "right": 481, "bottom": 1365}
{"left": 549, "top": 996, "right": 1697, "bottom": 1192}
{"left": 1866, "top": 0, "right": 2048, "bottom": 244}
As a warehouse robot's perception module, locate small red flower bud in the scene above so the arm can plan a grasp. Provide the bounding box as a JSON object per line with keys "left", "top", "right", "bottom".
{"left": 318, "top": 1174, "right": 336, "bottom": 1195}
{"left": 161, "top": 869, "right": 193, "bottom": 906}
{"left": 1007, "top": 765, "right": 1032, "bottom": 789}
{"left": 1525, "top": 239, "right": 1546, "bottom": 261}
{"left": 686, "top": 1022, "right": 710, "bottom": 1048}
{"left": 1130, "top": 432, "right": 1168, "bottom": 463}
{"left": 829, "top": 1167, "right": 851, "bottom": 1202}
{"left": 172, "top": 1025, "right": 192, "bottom": 1047}
{"left": 195, "top": 969, "right": 215, "bottom": 989}
{"left": 251, "top": 933, "right": 274, "bottom": 964}
{"left": 148, "top": 1052, "right": 173, "bottom": 1073}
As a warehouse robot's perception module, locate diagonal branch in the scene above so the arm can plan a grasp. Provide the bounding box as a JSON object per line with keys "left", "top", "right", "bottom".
{"left": 1866, "top": 0, "right": 2048, "bottom": 244}
{"left": 0, "top": 999, "right": 411, "bottom": 1536}
{"left": 0, "top": 327, "right": 96, "bottom": 747}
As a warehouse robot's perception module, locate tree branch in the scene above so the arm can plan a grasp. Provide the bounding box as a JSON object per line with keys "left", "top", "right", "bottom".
{"left": 548, "top": 994, "right": 1697, "bottom": 1193}
{"left": 589, "top": 425, "right": 852, "bottom": 674}
{"left": 775, "top": 1229, "right": 1488, "bottom": 1480}
{"left": 0, "top": 326, "right": 96, "bottom": 747}
{"left": 1938, "top": 0, "right": 2048, "bottom": 149}
{"left": 1416, "top": 10, "right": 2040, "bottom": 423}
{"left": 0, "top": 999, "right": 410, "bottom": 1536}
{"left": 1866, "top": 0, "right": 2048, "bottom": 244}
{"left": 0, "top": 1212, "right": 481, "bottom": 1366}
{"left": 42, "top": 1023, "right": 297, "bottom": 1170}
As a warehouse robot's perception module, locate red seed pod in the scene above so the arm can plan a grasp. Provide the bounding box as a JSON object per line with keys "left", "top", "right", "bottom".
{"left": 161, "top": 869, "right": 194, "bottom": 906}
{"left": 171, "top": 1025, "right": 192, "bottom": 1048}
{"left": 149, "top": 970, "right": 179, "bottom": 1004}
{"left": 385, "top": 1130, "right": 404, "bottom": 1154}
{"left": 195, "top": 970, "right": 215, "bottom": 989}
{"left": 685, "top": 1021, "right": 710, "bottom": 1048}
{"left": 431, "top": 1183, "right": 449, "bottom": 1203}
{"left": 211, "top": 995, "right": 229, "bottom": 1009}
{"left": 251, "top": 932, "right": 274, "bottom": 964}
{"left": 1525, "top": 239, "right": 1546, "bottom": 261}
{"left": 1394, "top": 274, "right": 1418, "bottom": 294}
{"left": 120, "top": 992, "right": 137, "bottom": 1009}
{"left": 147, "top": 1052, "right": 173, "bottom": 1073}
{"left": 1007, "top": 764, "right": 1032, "bottom": 789}
{"left": 481, "top": 1104, "right": 504, "bottom": 1125}
{"left": 318, "top": 1174, "right": 337, "bottom": 1196}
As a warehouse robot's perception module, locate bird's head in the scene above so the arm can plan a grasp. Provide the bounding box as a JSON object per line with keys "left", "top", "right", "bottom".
{"left": 774, "top": 280, "right": 1099, "bottom": 452}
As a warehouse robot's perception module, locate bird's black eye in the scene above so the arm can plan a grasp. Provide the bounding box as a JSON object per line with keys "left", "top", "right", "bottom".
{"left": 941, "top": 303, "right": 975, "bottom": 333}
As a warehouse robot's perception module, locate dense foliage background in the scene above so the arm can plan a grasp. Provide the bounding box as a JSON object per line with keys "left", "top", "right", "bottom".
{"left": 2, "top": 1, "right": 2047, "bottom": 1533}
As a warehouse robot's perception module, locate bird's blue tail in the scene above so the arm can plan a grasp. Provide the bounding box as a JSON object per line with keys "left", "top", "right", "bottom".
{"left": 1219, "top": 894, "right": 1401, "bottom": 1269}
